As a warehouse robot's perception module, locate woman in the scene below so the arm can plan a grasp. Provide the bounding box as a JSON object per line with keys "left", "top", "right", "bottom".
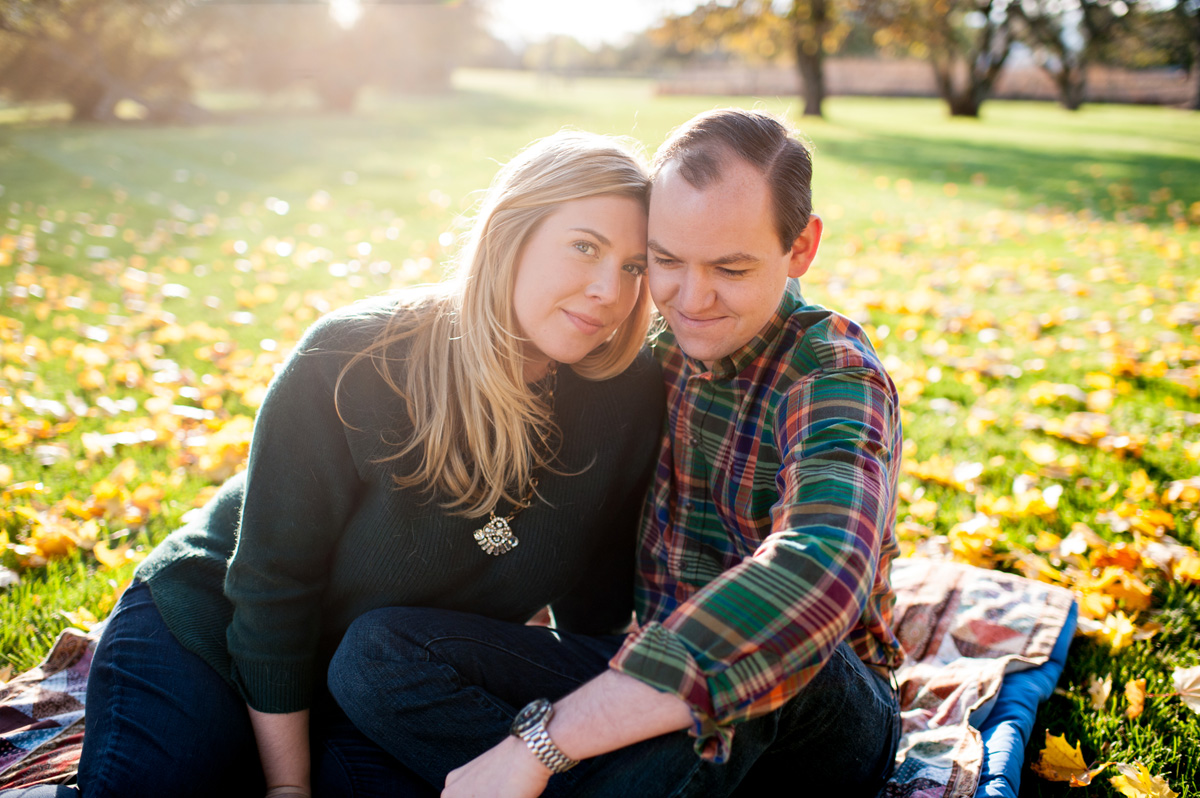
{"left": 40, "top": 131, "right": 663, "bottom": 798}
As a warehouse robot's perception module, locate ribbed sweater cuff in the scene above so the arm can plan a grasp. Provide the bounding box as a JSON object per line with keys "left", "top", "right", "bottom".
{"left": 233, "top": 658, "right": 315, "bottom": 714}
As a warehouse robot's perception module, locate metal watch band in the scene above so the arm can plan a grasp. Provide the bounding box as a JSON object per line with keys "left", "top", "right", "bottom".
{"left": 511, "top": 699, "right": 579, "bottom": 774}
{"left": 523, "top": 724, "right": 578, "bottom": 773}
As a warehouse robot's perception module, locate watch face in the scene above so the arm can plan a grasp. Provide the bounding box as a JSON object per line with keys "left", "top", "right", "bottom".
{"left": 511, "top": 698, "right": 552, "bottom": 737}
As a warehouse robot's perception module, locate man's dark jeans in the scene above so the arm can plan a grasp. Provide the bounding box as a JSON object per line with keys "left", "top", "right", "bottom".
{"left": 328, "top": 607, "right": 900, "bottom": 797}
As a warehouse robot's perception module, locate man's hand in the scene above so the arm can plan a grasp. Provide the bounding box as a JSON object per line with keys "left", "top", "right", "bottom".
{"left": 443, "top": 734, "right": 552, "bottom": 798}
{"left": 444, "top": 669, "right": 693, "bottom": 797}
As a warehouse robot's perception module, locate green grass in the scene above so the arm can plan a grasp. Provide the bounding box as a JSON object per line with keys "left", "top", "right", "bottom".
{"left": 2, "top": 71, "right": 1199, "bottom": 796}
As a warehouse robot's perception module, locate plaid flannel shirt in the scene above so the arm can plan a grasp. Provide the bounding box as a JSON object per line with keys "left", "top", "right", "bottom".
{"left": 609, "top": 280, "right": 906, "bottom": 762}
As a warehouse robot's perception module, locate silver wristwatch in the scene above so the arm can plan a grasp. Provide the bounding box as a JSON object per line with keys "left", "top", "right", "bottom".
{"left": 510, "top": 698, "right": 579, "bottom": 774}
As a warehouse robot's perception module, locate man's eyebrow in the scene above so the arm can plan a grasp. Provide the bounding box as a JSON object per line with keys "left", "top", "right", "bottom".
{"left": 648, "top": 240, "right": 759, "bottom": 268}
{"left": 707, "top": 252, "right": 760, "bottom": 267}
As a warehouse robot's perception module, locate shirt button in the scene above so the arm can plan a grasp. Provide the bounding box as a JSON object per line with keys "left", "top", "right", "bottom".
{"left": 688, "top": 435, "right": 700, "bottom": 447}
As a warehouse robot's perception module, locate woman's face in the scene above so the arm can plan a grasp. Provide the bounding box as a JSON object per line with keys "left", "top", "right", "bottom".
{"left": 512, "top": 195, "right": 647, "bottom": 381}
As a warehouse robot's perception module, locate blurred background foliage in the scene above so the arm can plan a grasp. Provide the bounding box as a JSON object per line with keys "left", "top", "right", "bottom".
{"left": 0, "top": 0, "right": 1196, "bottom": 124}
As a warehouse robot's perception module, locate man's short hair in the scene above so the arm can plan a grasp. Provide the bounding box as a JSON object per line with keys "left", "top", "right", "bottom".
{"left": 653, "top": 109, "right": 813, "bottom": 254}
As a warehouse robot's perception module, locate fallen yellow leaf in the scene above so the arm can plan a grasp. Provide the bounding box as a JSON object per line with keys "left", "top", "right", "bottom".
{"left": 905, "top": 497, "right": 939, "bottom": 521}
{"left": 1125, "top": 469, "right": 1157, "bottom": 501}
{"left": 1091, "top": 542, "right": 1142, "bottom": 572}
{"left": 28, "top": 516, "right": 80, "bottom": 560}
{"left": 1077, "top": 590, "right": 1116, "bottom": 621}
{"left": 59, "top": 606, "right": 98, "bottom": 632}
{"left": 1172, "top": 665, "right": 1200, "bottom": 714}
{"left": 93, "top": 540, "right": 146, "bottom": 570}
{"left": 1125, "top": 678, "right": 1147, "bottom": 719}
{"left": 1088, "top": 673, "right": 1113, "bottom": 711}
{"left": 1109, "top": 761, "right": 1178, "bottom": 798}
{"left": 1164, "top": 477, "right": 1200, "bottom": 507}
{"left": 1031, "top": 731, "right": 1110, "bottom": 785}
{"left": 1173, "top": 554, "right": 1200, "bottom": 584}
{"left": 1094, "top": 610, "right": 1136, "bottom": 652}
{"left": 1019, "top": 440, "right": 1060, "bottom": 466}
{"left": 1030, "top": 732, "right": 1087, "bottom": 781}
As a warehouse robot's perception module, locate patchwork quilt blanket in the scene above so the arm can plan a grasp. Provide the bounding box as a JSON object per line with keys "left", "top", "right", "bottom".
{"left": 0, "top": 625, "right": 99, "bottom": 788}
{"left": 882, "top": 558, "right": 1077, "bottom": 798}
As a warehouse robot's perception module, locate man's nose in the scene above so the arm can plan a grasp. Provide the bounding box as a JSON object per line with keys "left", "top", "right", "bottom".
{"left": 676, "top": 269, "right": 714, "bottom": 312}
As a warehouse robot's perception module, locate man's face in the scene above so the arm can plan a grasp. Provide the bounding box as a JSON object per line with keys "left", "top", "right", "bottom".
{"left": 647, "top": 157, "right": 820, "bottom": 369}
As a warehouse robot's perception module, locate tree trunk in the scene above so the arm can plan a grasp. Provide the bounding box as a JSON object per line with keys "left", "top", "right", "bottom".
{"left": 315, "top": 78, "right": 359, "bottom": 113}
{"left": 947, "top": 92, "right": 981, "bottom": 117}
{"left": 796, "top": 45, "right": 824, "bottom": 117}
{"left": 66, "top": 79, "right": 119, "bottom": 122}
{"left": 791, "top": 0, "right": 829, "bottom": 118}
{"left": 1058, "top": 65, "right": 1085, "bottom": 111}
{"left": 43, "top": 33, "right": 207, "bottom": 124}
{"left": 932, "top": 57, "right": 981, "bottom": 117}
{"left": 1192, "top": 42, "right": 1200, "bottom": 110}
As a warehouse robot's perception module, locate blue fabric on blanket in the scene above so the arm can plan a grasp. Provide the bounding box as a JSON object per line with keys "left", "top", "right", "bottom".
{"left": 974, "top": 600, "right": 1078, "bottom": 798}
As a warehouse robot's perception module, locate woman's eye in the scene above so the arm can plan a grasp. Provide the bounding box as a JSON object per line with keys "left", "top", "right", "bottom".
{"left": 623, "top": 262, "right": 647, "bottom": 277}
{"left": 574, "top": 241, "right": 597, "bottom": 256}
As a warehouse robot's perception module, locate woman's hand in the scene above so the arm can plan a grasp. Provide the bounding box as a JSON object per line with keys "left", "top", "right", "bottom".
{"left": 443, "top": 735, "right": 552, "bottom": 798}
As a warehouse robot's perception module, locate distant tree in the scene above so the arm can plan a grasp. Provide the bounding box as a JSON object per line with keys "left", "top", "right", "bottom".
{"left": 1175, "top": 0, "right": 1200, "bottom": 109}
{"left": 0, "top": 0, "right": 210, "bottom": 122}
{"left": 201, "top": 1, "right": 482, "bottom": 112}
{"left": 652, "top": 0, "right": 861, "bottom": 117}
{"left": 869, "top": 0, "right": 1016, "bottom": 117}
{"left": 1093, "top": 0, "right": 1198, "bottom": 109}
{"left": 522, "top": 34, "right": 596, "bottom": 74}
{"left": 0, "top": 0, "right": 488, "bottom": 120}
{"left": 1010, "top": 0, "right": 1136, "bottom": 110}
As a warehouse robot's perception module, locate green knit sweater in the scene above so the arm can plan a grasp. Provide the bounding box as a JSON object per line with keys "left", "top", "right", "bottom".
{"left": 136, "top": 297, "right": 664, "bottom": 714}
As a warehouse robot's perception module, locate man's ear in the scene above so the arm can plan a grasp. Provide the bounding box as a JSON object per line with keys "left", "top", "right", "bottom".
{"left": 786, "top": 215, "right": 823, "bottom": 279}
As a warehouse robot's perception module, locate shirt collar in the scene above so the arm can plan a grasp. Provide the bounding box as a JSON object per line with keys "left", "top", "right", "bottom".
{"left": 686, "top": 278, "right": 805, "bottom": 381}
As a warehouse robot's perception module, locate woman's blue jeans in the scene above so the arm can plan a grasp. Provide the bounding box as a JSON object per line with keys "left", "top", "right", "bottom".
{"left": 1, "top": 581, "right": 426, "bottom": 798}
{"left": 328, "top": 607, "right": 900, "bottom": 798}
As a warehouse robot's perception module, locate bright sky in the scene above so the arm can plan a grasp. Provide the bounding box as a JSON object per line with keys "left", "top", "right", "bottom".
{"left": 485, "top": 0, "right": 704, "bottom": 49}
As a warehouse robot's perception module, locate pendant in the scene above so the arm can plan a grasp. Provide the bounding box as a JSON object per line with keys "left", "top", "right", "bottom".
{"left": 474, "top": 515, "right": 519, "bottom": 556}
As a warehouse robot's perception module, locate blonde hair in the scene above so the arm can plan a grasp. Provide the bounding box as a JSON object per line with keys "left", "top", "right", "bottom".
{"left": 339, "top": 131, "right": 652, "bottom": 516}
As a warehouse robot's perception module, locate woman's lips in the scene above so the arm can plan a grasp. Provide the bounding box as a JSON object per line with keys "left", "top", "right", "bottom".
{"left": 563, "top": 309, "right": 606, "bottom": 335}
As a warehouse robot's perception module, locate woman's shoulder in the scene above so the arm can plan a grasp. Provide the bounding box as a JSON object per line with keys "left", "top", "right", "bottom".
{"left": 603, "top": 345, "right": 662, "bottom": 392}
{"left": 563, "top": 345, "right": 663, "bottom": 413}
{"left": 297, "top": 288, "right": 445, "bottom": 355}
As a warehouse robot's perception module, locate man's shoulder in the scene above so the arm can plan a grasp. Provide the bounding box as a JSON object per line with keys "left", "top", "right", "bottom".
{"left": 776, "top": 302, "right": 888, "bottom": 380}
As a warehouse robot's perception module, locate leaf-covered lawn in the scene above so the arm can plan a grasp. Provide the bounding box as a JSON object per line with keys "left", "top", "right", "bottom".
{"left": 2, "top": 73, "right": 1199, "bottom": 796}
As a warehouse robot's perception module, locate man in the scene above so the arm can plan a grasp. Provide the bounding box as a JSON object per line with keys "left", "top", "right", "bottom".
{"left": 331, "top": 109, "right": 905, "bottom": 797}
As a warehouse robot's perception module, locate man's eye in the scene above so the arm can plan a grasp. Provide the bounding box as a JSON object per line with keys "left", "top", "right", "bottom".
{"left": 574, "top": 241, "right": 597, "bottom": 256}
{"left": 717, "top": 268, "right": 748, "bottom": 277}
{"left": 651, "top": 256, "right": 678, "bottom": 268}
{"left": 623, "top": 262, "right": 647, "bottom": 276}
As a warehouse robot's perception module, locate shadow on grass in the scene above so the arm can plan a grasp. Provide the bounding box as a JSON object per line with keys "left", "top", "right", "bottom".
{"left": 0, "top": 87, "right": 575, "bottom": 208}
{"left": 817, "top": 130, "right": 1200, "bottom": 221}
